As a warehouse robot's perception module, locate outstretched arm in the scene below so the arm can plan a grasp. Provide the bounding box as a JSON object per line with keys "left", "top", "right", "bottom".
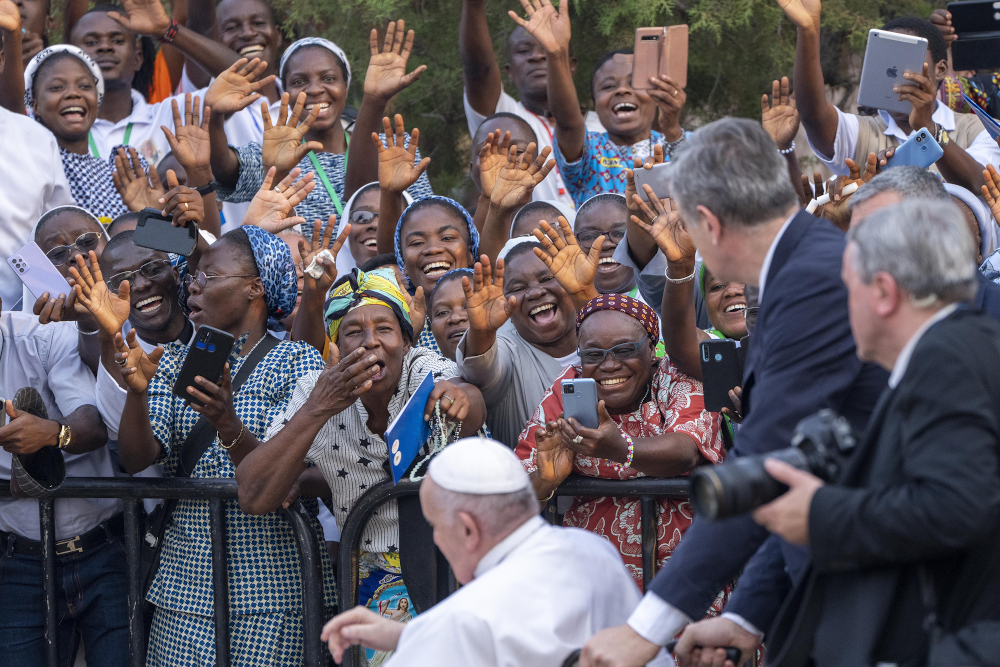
{"left": 462, "top": 256, "right": 517, "bottom": 358}
{"left": 480, "top": 141, "right": 554, "bottom": 261}
{"left": 372, "top": 114, "right": 431, "bottom": 255}
{"left": 292, "top": 218, "right": 351, "bottom": 354}
{"left": 460, "top": 0, "right": 502, "bottom": 117}
{"left": 0, "top": 2, "right": 25, "bottom": 114}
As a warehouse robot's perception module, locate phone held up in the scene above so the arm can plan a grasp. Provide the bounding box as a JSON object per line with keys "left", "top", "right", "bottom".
{"left": 700, "top": 339, "right": 744, "bottom": 413}
{"left": 884, "top": 127, "right": 943, "bottom": 170}
{"left": 632, "top": 25, "right": 688, "bottom": 90}
{"left": 172, "top": 326, "right": 236, "bottom": 406}
{"left": 133, "top": 208, "right": 199, "bottom": 257}
{"left": 561, "top": 378, "right": 600, "bottom": 430}
{"left": 7, "top": 241, "right": 73, "bottom": 304}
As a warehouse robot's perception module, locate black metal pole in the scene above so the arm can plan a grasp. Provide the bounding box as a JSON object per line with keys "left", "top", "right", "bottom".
{"left": 641, "top": 496, "right": 658, "bottom": 591}
{"left": 123, "top": 500, "right": 145, "bottom": 667}
{"left": 282, "top": 502, "right": 325, "bottom": 667}
{"left": 39, "top": 498, "right": 58, "bottom": 667}
{"left": 209, "top": 498, "right": 231, "bottom": 667}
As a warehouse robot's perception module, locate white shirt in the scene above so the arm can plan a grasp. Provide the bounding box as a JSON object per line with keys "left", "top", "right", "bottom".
{"left": 464, "top": 88, "right": 606, "bottom": 211}
{"left": 888, "top": 303, "right": 958, "bottom": 389}
{"left": 0, "top": 312, "right": 120, "bottom": 539}
{"left": 387, "top": 515, "right": 670, "bottom": 666}
{"left": 757, "top": 212, "right": 798, "bottom": 302}
{"left": 807, "top": 102, "right": 1000, "bottom": 176}
{"left": 0, "top": 107, "right": 74, "bottom": 309}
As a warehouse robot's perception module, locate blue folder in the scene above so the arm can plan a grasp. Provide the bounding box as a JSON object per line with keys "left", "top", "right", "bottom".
{"left": 964, "top": 92, "right": 1000, "bottom": 141}
{"left": 384, "top": 372, "right": 435, "bottom": 484}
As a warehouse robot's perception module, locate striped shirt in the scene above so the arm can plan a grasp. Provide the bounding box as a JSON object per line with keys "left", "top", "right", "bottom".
{"left": 266, "top": 347, "right": 458, "bottom": 554}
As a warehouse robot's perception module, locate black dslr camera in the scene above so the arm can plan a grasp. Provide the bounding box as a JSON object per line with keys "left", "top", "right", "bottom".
{"left": 690, "top": 409, "right": 857, "bottom": 521}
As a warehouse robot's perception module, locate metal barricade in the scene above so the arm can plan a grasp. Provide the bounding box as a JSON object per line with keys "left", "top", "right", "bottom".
{"left": 0, "top": 478, "right": 327, "bottom": 667}
{"left": 337, "top": 474, "right": 690, "bottom": 667}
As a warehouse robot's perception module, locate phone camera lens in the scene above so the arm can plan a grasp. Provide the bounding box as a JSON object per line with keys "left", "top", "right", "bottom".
{"left": 715, "top": 353, "right": 723, "bottom": 361}
{"left": 916, "top": 135, "right": 922, "bottom": 143}
{"left": 565, "top": 385, "right": 574, "bottom": 394}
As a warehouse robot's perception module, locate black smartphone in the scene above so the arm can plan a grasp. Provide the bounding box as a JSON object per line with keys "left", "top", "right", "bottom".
{"left": 700, "top": 339, "right": 743, "bottom": 413}
{"left": 948, "top": 0, "right": 999, "bottom": 33}
{"left": 172, "top": 326, "right": 235, "bottom": 405}
{"left": 948, "top": 1, "right": 1000, "bottom": 71}
{"left": 133, "top": 208, "right": 199, "bottom": 256}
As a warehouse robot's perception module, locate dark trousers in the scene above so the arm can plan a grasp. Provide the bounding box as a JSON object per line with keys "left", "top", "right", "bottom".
{"left": 0, "top": 535, "right": 130, "bottom": 667}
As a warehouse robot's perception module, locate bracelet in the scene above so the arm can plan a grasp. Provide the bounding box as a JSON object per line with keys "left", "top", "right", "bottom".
{"left": 613, "top": 434, "right": 635, "bottom": 472}
{"left": 220, "top": 423, "right": 245, "bottom": 451}
{"left": 541, "top": 489, "right": 555, "bottom": 503}
{"left": 77, "top": 324, "right": 100, "bottom": 336}
{"left": 663, "top": 133, "right": 685, "bottom": 157}
{"left": 160, "top": 19, "right": 179, "bottom": 44}
{"left": 777, "top": 141, "right": 796, "bottom": 155}
{"left": 196, "top": 182, "right": 217, "bottom": 196}
{"left": 664, "top": 267, "right": 696, "bottom": 284}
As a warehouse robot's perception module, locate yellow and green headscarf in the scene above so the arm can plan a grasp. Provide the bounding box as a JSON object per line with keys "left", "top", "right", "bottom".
{"left": 324, "top": 268, "right": 413, "bottom": 343}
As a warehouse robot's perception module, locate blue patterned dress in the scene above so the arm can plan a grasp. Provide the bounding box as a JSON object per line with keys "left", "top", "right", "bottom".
{"left": 144, "top": 335, "right": 336, "bottom": 667}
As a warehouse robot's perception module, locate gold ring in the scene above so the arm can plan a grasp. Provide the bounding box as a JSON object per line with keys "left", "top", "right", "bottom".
{"left": 183, "top": 202, "right": 189, "bottom": 211}
{"left": 672, "top": 90, "right": 678, "bottom": 97}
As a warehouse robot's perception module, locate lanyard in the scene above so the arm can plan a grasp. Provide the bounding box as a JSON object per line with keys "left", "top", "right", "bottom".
{"left": 88, "top": 123, "right": 133, "bottom": 159}
{"left": 526, "top": 110, "right": 566, "bottom": 196}
{"left": 303, "top": 133, "right": 350, "bottom": 217}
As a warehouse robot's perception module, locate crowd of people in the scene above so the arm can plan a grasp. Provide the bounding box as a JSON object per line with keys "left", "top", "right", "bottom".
{"left": 1, "top": 0, "right": 999, "bottom": 665}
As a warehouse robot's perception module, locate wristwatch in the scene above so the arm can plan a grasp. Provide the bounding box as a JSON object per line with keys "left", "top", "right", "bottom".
{"left": 195, "top": 182, "right": 217, "bottom": 196}
{"left": 934, "top": 125, "right": 950, "bottom": 147}
{"left": 56, "top": 423, "right": 71, "bottom": 450}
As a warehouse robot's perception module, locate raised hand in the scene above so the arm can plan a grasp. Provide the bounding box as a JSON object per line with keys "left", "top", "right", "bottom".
{"left": 491, "top": 142, "right": 555, "bottom": 210}
{"left": 113, "top": 147, "right": 167, "bottom": 211}
{"left": 114, "top": 329, "right": 164, "bottom": 394}
{"left": 813, "top": 154, "right": 878, "bottom": 231}
{"left": 364, "top": 19, "right": 428, "bottom": 102}
{"left": 508, "top": 0, "right": 571, "bottom": 54}
{"left": 244, "top": 167, "right": 315, "bottom": 233}
{"left": 262, "top": 92, "right": 323, "bottom": 181}
{"left": 648, "top": 75, "right": 686, "bottom": 140}
{"left": 308, "top": 346, "right": 383, "bottom": 418}
{"left": 106, "top": 0, "right": 171, "bottom": 37}
{"left": 402, "top": 286, "right": 426, "bottom": 341}
{"left": 762, "top": 77, "right": 799, "bottom": 150}
{"left": 532, "top": 216, "right": 601, "bottom": 307}
{"left": 775, "top": 0, "right": 822, "bottom": 32}
{"left": 898, "top": 62, "right": 938, "bottom": 134}
{"left": 929, "top": 9, "right": 956, "bottom": 47}
{"left": 478, "top": 129, "right": 513, "bottom": 199}
{"left": 534, "top": 420, "right": 575, "bottom": 488}
{"left": 981, "top": 165, "right": 1000, "bottom": 222}
{"left": 0, "top": 0, "right": 21, "bottom": 32}
{"left": 372, "top": 114, "right": 431, "bottom": 194}
{"left": 462, "top": 255, "right": 516, "bottom": 334}
{"left": 204, "top": 58, "right": 276, "bottom": 116}
{"left": 630, "top": 187, "right": 694, "bottom": 264}
{"left": 158, "top": 170, "right": 205, "bottom": 228}
{"left": 299, "top": 217, "right": 350, "bottom": 296}
{"left": 625, "top": 145, "right": 665, "bottom": 216}
{"left": 162, "top": 94, "right": 212, "bottom": 185}
{"left": 426, "top": 379, "right": 472, "bottom": 423}
{"left": 67, "top": 251, "right": 131, "bottom": 337}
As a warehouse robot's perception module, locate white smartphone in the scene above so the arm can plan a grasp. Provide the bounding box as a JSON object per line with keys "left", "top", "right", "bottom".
{"left": 857, "top": 29, "right": 928, "bottom": 115}
{"left": 633, "top": 161, "right": 673, "bottom": 200}
{"left": 7, "top": 242, "right": 72, "bottom": 304}
{"left": 562, "top": 378, "right": 599, "bottom": 430}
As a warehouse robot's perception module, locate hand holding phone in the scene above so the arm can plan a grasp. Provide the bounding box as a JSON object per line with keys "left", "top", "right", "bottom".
{"left": 7, "top": 242, "right": 73, "bottom": 304}
{"left": 134, "top": 208, "right": 199, "bottom": 256}
{"left": 561, "top": 379, "right": 599, "bottom": 429}
{"left": 172, "top": 326, "right": 235, "bottom": 405}
{"left": 883, "top": 127, "right": 943, "bottom": 170}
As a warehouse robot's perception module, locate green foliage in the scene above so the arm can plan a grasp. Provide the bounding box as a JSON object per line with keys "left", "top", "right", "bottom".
{"left": 263, "top": 0, "right": 941, "bottom": 200}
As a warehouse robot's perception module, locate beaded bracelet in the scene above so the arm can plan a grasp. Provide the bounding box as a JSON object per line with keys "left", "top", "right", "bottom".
{"left": 614, "top": 434, "right": 635, "bottom": 472}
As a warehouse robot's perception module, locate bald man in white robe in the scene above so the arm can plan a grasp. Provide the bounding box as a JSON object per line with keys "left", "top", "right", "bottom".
{"left": 322, "top": 438, "right": 670, "bottom": 666}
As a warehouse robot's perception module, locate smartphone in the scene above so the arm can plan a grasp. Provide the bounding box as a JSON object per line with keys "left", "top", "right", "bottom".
{"left": 632, "top": 28, "right": 664, "bottom": 90}
{"left": 700, "top": 339, "right": 743, "bottom": 413}
{"left": 134, "top": 208, "right": 199, "bottom": 256}
{"left": 947, "top": 0, "right": 1000, "bottom": 33}
{"left": 7, "top": 242, "right": 73, "bottom": 304}
{"left": 952, "top": 35, "right": 1000, "bottom": 71}
{"left": 633, "top": 161, "right": 673, "bottom": 200}
{"left": 660, "top": 25, "right": 688, "bottom": 89}
{"left": 857, "top": 29, "right": 928, "bottom": 115}
{"left": 172, "top": 326, "right": 236, "bottom": 405}
{"left": 0, "top": 399, "right": 7, "bottom": 427}
{"left": 884, "top": 128, "right": 944, "bottom": 170}
{"left": 561, "top": 378, "right": 599, "bottom": 430}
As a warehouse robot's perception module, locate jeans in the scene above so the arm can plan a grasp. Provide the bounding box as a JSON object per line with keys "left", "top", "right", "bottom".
{"left": 0, "top": 534, "right": 130, "bottom": 667}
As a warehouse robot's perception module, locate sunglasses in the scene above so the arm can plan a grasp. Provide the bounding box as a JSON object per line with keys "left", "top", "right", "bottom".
{"left": 350, "top": 210, "right": 378, "bottom": 225}
{"left": 579, "top": 335, "right": 648, "bottom": 366}
{"left": 576, "top": 225, "right": 627, "bottom": 247}
{"left": 45, "top": 232, "right": 101, "bottom": 266}
{"left": 106, "top": 259, "right": 173, "bottom": 292}
{"left": 183, "top": 271, "right": 257, "bottom": 290}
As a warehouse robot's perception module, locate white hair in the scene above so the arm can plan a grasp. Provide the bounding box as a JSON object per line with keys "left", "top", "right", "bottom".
{"left": 847, "top": 200, "right": 977, "bottom": 305}
{"left": 432, "top": 485, "right": 539, "bottom": 538}
{"left": 848, "top": 166, "right": 950, "bottom": 211}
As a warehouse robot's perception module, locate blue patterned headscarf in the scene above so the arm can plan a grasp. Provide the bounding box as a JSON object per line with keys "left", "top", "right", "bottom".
{"left": 394, "top": 196, "right": 480, "bottom": 289}
{"left": 241, "top": 225, "right": 298, "bottom": 320}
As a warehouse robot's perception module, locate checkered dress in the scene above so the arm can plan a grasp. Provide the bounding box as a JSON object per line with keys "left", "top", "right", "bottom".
{"left": 553, "top": 130, "right": 667, "bottom": 208}
{"left": 145, "top": 337, "right": 336, "bottom": 663}
{"left": 59, "top": 146, "right": 134, "bottom": 222}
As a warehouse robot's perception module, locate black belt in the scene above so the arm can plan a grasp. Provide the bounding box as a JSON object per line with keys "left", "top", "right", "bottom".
{"left": 2, "top": 513, "right": 125, "bottom": 558}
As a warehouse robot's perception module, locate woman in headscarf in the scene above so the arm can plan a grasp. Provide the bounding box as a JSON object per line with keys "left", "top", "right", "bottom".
{"left": 509, "top": 199, "right": 576, "bottom": 239}
{"left": 208, "top": 28, "right": 433, "bottom": 235}
{"left": 516, "top": 294, "right": 725, "bottom": 591}
{"left": 234, "top": 267, "right": 486, "bottom": 657}
{"left": 336, "top": 182, "right": 415, "bottom": 275}
{"left": 70, "top": 225, "right": 336, "bottom": 666}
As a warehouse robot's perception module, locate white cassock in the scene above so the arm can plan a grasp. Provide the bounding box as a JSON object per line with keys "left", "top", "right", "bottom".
{"left": 385, "top": 515, "right": 671, "bottom": 666}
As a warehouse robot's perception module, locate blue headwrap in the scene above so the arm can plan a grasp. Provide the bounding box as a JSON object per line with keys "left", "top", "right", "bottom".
{"left": 241, "top": 225, "right": 298, "bottom": 320}
{"left": 394, "top": 196, "right": 480, "bottom": 289}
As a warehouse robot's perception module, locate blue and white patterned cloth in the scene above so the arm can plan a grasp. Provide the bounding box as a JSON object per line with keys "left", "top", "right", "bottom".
{"left": 218, "top": 133, "right": 434, "bottom": 238}
{"left": 554, "top": 130, "right": 669, "bottom": 208}
{"left": 145, "top": 336, "right": 336, "bottom": 642}
{"left": 393, "top": 196, "right": 480, "bottom": 288}
{"left": 59, "top": 146, "right": 135, "bottom": 222}
{"left": 241, "top": 225, "right": 299, "bottom": 320}
{"left": 417, "top": 327, "right": 440, "bottom": 354}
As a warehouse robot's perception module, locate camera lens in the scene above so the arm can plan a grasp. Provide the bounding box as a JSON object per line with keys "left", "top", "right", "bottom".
{"left": 564, "top": 385, "right": 574, "bottom": 394}
{"left": 916, "top": 135, "right": 922, "bottom": 142}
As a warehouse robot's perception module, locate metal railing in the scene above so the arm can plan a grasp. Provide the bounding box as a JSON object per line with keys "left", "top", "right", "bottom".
{"left": 337, "top": 474, "right": 691, "bottom": 667}
{"left": 0, "top": 478, "right": 327, "bottom": 667}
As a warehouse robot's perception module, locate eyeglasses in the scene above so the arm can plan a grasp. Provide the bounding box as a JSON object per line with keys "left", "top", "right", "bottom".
{"left": 744, "top": 306, "right": 760, "bottom": 334}
{"left": 45, "top": 232, "right": 101, "bottom": 266}
{"left": 106, "top": 259, "right": 173, "bottom": 291}
{"left": 576, "top": 225, "right": 627, "bottom": 247}
{"left": 183, "top": 271, "right": 257, "bottom": 290}
{"left": 350, "top": 210, "right": 378, "bottom": 225}
{"left": 579, "top": 335, "right": 647, "bottom": 365}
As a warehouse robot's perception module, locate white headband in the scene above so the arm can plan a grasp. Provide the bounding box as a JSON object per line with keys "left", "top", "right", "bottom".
{"left": 24, "top": 45, "right": 105, "bottom": 112}
{"left": 278, "top": 38, "right": 351, "bottom": 88}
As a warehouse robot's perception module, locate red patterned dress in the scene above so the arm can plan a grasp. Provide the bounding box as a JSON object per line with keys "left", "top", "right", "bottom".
{"left": 515, "top": 357, "right": 725, "bottom": 590}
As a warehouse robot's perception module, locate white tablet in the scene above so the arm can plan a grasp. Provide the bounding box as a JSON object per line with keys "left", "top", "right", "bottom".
{"left": 857, "top": 29, "right": 928, "bottom": 116}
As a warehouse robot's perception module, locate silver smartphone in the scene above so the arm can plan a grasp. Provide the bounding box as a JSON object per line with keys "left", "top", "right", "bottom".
{"left": 562, "top": 378, "right": 599, "bottom": 429}
{"left": 857, "top": 29, "right": 928, "bottom": 115}
{"left": 7, "top": 242, "right": 73, "bottom": 304}
{"left": 633, "top": 161, "right": 672, "bottom": 200}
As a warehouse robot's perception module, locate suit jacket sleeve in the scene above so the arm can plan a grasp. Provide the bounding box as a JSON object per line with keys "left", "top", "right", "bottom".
{"left": 723, "top": 534, "right": 793, "bottom": 634}
{"left": 810, "top": 335, "right": 1000, "bottom": 570}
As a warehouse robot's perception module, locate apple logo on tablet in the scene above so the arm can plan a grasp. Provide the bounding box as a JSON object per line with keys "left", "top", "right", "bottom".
{"left": 886, "top": 66, "right": 898, "bottom": 78}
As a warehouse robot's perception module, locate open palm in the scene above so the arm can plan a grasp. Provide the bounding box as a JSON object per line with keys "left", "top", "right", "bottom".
{"left": 983, "top": 165, "right": 1000, "bottom": 222}
{"left": 364, "top": 20, "right": 427, "bottom": 101}
{"left": 492, "top": 143, "right": 554, "bottom": 210}
{"left": 478, "top": 130, "right": 512, "bottom": 199}
{"left": 162, "top": 95, "right": 211, "bottom": 174}
{"left": 205, "top": 58, "right": 274, "bottom": 115}
{"left": 67, "top": 252, "right": 131, "bottom": 337}
{"left": 113, "top": 147, "right": 166, "bottom": 211}
{"left": 535, "top": 425, "right": 575, "bottom": 485}
{"left": 761, "top": 77, "right": 799, "bottom": 149}
{"left": 373, "top": 114, "right": 430, "bottom": 193}
{"left": 775, "top": 0, "right": 822, "bottom": 31}
{"left": 0, "top": 0, "right": 21, "bottom": 31}
{"left": 631, "top": 190, "right": 693, "bottom": 263}
{"left": 532, "top": 217, "right": 601, "bottom": 305}
{"left": 300, "top": 217, "right": 350, "bottom": 295}
{"left": 262, "top": 93, "right": 322, "bottom": 178}
{"left": 245, "top": 167, "right": 314, "bottom": 233}
{"left": 106, "top": 0, "right": 171, "bottom": 36}
{"left": 117, "top": 329, "right": 163, "bottom": 394}
{"left": 462, "top": 257, "right": 514, "bottom": 333}
{"left": 509, "top": 0, "right": 571, "bottom": 53}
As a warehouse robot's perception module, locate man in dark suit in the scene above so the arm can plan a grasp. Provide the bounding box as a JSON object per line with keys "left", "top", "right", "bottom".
{"left": 749, "top": 199, "right": 1000, "bottom": 666}
{"left": 581, "top": 118, "right": 888, "bottom": 666}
